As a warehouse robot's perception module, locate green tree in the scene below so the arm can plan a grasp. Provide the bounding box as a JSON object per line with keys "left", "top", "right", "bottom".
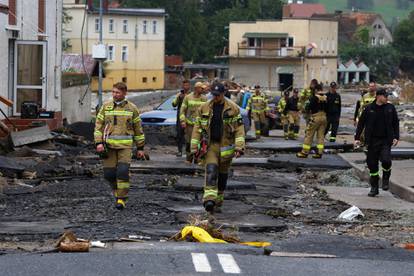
{"left": 393, "top": 10, "right": 414, "bottom": 74}
{"left": 353, "top": 26, "right": 371, "bottom": 44}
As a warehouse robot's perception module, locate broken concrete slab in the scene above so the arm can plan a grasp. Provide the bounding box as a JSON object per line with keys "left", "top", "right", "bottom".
{"left": 67, "top": 122, "right": 95, "bottom": 141}
{"left": 247, "top": 139, "right": 354, "bottom": 152}
{"left": 390, "top": 148, "right": 414, "bottom": 159}
{"left": 0, "top": 156, "right": 26, "bottom": 177}
{"left": 130, "top": 161, "right": 202, "bottom": 174}
{"left": 174, "top": 177, "right": 256, "bottom": 192}
{"left": 321, "top": 186, "right": 414, "bottom": 211}
{"left": 232, "top": 157, "right": 271, "bottom": 167}
{"left": 216, "top": 214, "right": 287, "bottom": 233}
{"left": 268, "top": 154, "right": 352, "bottom": 170}
{"left": 0, "top": 220, "right": 70, "bottom": 235}
{"left": 340, "top": 152, "right": 414, "bottom": 203}
{"left": 10, "top": 126, "right": 53, "bottom": 147}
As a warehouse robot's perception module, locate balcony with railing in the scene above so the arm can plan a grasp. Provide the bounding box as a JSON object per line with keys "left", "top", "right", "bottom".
{"left": 236, "top": 44, "right": 305, "bottom": 59}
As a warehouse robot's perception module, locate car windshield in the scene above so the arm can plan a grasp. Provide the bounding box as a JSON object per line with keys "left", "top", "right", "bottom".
{"left": 156, "top": 95, "right": 176, "bottom": 110}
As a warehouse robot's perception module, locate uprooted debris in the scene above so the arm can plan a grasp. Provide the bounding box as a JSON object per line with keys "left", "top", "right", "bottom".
{"left": 170, "top": 214, "right": 271, "bottom": 247}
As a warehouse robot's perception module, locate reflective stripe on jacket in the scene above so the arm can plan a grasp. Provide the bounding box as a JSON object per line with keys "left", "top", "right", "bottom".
{"left": 179, "top": 92, "right": 207, "bottom": 125}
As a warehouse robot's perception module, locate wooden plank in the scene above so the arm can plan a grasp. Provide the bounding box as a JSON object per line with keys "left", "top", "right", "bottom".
{"left": 0, "top": 95, "right": 13, "bottom": 107}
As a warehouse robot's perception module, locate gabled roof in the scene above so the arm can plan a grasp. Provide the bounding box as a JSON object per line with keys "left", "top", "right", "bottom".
{"left": 283, "top": 3, "right": 326, "bottom": 18}
{"left": 338, "top": 60, "right": 370, "bottom": 72}
{"left": 338, "top": 12, "right": 385, "bottom": 42}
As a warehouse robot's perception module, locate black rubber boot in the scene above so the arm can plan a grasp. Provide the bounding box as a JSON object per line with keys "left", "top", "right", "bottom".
{"left": 368, "top": 176, "right": 379, "bottom": 197}
{"left": 382, "top": 170, "right": 391, "bottom": 191}
{"left": 204, "top": 200, "right": 215, "bottom": 213}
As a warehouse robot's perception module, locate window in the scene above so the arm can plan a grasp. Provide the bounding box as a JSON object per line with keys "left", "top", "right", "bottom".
{"left": 153, "top": 20, "right": 157, "bottom": 34}
{"left": 143, "top": 20, "right": 147, "bottom": 34}
{"left": 371, "top": 37, "right": 377, "bottom": 46}
{"left": 142, "top": 77, "right": 147, "bottom": 83}
{"left": 123, "top": 19, "right": 128, "bottom": 33}
{"left": 109, "top": 18, "right": 114, "bottom": 33}
{"left": 108, "top": 45, "right": 115, "bottom": 61}
{"left": 287, "top": 37, "right": 294, "bottom": 47}
{"left": 331, "top": 39, "right": 335, "bottom": 52}
{"left": 95, "top": 18, "right": 100, "bottom": 32}
{"left": 379, "top": 37, "right": 385, "bottom": 45}
{"left": 122, "top": 77, "right": 127, "bottom": 83}
{"left": 121, "top": 46, "right": 128, "bottom": 62}
{"left": 320, "top": 39, "right": 324, "bottom": 53}
{"left": 152, "top": 77, "right": 157, "bottom": 82}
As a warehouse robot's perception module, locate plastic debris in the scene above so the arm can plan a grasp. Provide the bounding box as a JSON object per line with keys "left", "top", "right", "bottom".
{"left": 90, "top": 241, "right": 106, "bottom": 248}
{"left": 337, "top": 205, "right": 364, "bottom": 221}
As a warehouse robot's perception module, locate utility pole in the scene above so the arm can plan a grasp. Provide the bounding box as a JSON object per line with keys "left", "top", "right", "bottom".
{"left": 98, "top": 0, "right": 103, "bottom": 108}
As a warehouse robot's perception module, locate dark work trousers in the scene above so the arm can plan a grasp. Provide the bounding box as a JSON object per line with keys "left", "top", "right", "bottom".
{"left": 366, "top": 139, "right": 392, "bottom": 177}
{"left": 325, "top": 115, "right": 340, "bottom": 141}
{"left": 176, "top": 123, "right": 185, "bottom": 153}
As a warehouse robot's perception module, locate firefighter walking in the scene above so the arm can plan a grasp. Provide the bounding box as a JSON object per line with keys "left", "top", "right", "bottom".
{"left": 287, "top": 88, "right": 300, "bottom": 140}
{"left": 180, "top": 82, "right": 208, "bottom": 163}
{"left": 191, "top": 83, "right": 245, "bottom": 213}
{"left": 355, "top": 89, "right": 399, "bottom": 197}
{"left": 172, "top": 80, "right": 191, "bottom": 157}
{"left": 278, "top": 91, "right": 290, "bottom": 139}
{"left": 297, "top": 84, "right": 327, "bottom": 159}
{"left": 299, "top": 79, "right": 319, "bottom": 126}
{"left": 95, "top": 82, "right": 145, "bottom": 210}
{"left": 325, "top": 82, "right": 341, "bottom": 142}
{"left": 246, "top": 85, "right": 269, "bottom": 138}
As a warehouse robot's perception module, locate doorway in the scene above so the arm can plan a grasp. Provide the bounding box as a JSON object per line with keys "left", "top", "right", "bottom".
{"left": 279, "top": 73, "right": 293, "bottom": 92}
{"left": 13, "top": 41, "right": 47, "bottom": 115}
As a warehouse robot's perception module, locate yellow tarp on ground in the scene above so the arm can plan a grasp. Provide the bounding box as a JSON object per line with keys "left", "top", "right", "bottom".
{"left": 180, "top": 226, "right": 271, "bottom": 248}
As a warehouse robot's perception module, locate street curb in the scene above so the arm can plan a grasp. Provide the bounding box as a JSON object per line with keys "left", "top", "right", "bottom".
{"left": 338, "top": 153, "right": 414, "bottom": 203}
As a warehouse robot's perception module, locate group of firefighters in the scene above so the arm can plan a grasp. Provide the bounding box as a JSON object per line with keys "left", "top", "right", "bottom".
{"left": 94, "top": 78, "right": 399, "bottom": 212}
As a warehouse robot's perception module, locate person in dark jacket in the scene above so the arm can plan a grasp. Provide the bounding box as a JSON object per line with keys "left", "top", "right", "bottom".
{"left": 355, "top": 88, "right": 399, "bottom": 197}
{"left": 325, "top": 82, "right": 341, "bottom": 142}
{"left": 172, "top": 80, "right": 191, "bottom": 156}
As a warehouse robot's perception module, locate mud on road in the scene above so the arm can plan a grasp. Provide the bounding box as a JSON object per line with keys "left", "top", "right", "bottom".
{"left": 1, "top": 144, "right": 413, "bottom": 254}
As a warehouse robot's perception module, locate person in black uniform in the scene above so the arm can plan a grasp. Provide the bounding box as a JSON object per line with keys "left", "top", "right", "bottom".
{"left": 172, "top": 80, "right": 191, "bottom": 157}
{"left": 355, "top": 88, "right": 399, "bottom": 197}
{"left": 325, "top": 82, "right": 341, "bottom": 142}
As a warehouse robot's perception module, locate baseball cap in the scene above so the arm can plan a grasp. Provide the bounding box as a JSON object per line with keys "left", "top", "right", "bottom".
{"left": 211, "top": 83, "right": 225, "bottom": 96}
{"left": 330, "top": 81, "right": 337, "bottom": 88}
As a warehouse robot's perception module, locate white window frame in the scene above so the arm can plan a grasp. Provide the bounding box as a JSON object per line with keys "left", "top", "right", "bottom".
{"left": 108, "top": 44, "right": 115, "bottom": 61}
{"left": 143, "top": 20, "right": 147, "bottom": 34}
{"left": 123, "top": 19, "right": 128, "bottom": 33}
{"left": 371, "top": 37, "right": 377, "bottom": 46}
{"left": 109, "top": 18, "right": 114, "bottom": 33}
{"left": 379, "top": 37, "right": 385, "bottom": 45}
{"left": 152, "top": 20, "right": 157, "bottom": 34}
{"left": 121, "top": 45, "right": 128, "bottom": 62}
{"left": 13, "top": 40, "right": 47, "bottom": 115}
{"left": 95, "top": 18, "right": 100, "bottom": 33}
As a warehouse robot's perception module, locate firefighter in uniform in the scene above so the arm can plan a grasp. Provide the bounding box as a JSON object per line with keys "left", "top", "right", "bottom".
{"left": 287, "top": 88, "right": 300, "bottom": 140}
{"left": 355, "top": 89, "right": 399, "bottom": 197}
{"left": 297, "top": 84, "right": 327, "bottom": 159}
{"left": 246, "top": 85, "right": 269, "bottom": 138}
{"left": 325, "top": 82, "right": 341, "bottom": 142}
{"left": 172, "top": 80, "right": 191, "bottom": 157}
{"left": 278, "top": 91, "right": 290, "bottom": 139}
{"left": 357, "top": 82, "right": 377, "bottom": 121}
{"left": 95, "top": 82, "right": 145, "bottom": 210}
{"left": 180, "top": 82, "right": 208, "bottom": 163}
{"left": 191, "top": 83, "right": 245, "bottom": 213}
{"left": 299, "top": 79, "right": 319, "bottom": 126}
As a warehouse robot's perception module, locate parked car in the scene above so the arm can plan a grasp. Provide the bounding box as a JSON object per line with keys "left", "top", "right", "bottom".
{"left": 141, "top": 94, "right": 251, "bottom": 132}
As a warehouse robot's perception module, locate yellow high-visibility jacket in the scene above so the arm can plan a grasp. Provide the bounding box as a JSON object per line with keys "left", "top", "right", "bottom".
{"left": 191, "top": 98, "right": 245, "bottom": 161}
{"left": 94, "top": 100, "right": 145, "bottom": 150}
{"left": 179, "top": 92, "right": 208, "bottom": 125}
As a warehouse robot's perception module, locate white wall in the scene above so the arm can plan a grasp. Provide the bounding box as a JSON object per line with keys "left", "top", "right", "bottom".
{"left": 62, "top": 85, "right": 92, "bottom": 123}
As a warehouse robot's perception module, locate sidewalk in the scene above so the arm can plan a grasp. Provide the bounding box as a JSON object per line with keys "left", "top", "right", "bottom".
{"left": 339, "top": 152, "right": 414, "bottom": 203}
